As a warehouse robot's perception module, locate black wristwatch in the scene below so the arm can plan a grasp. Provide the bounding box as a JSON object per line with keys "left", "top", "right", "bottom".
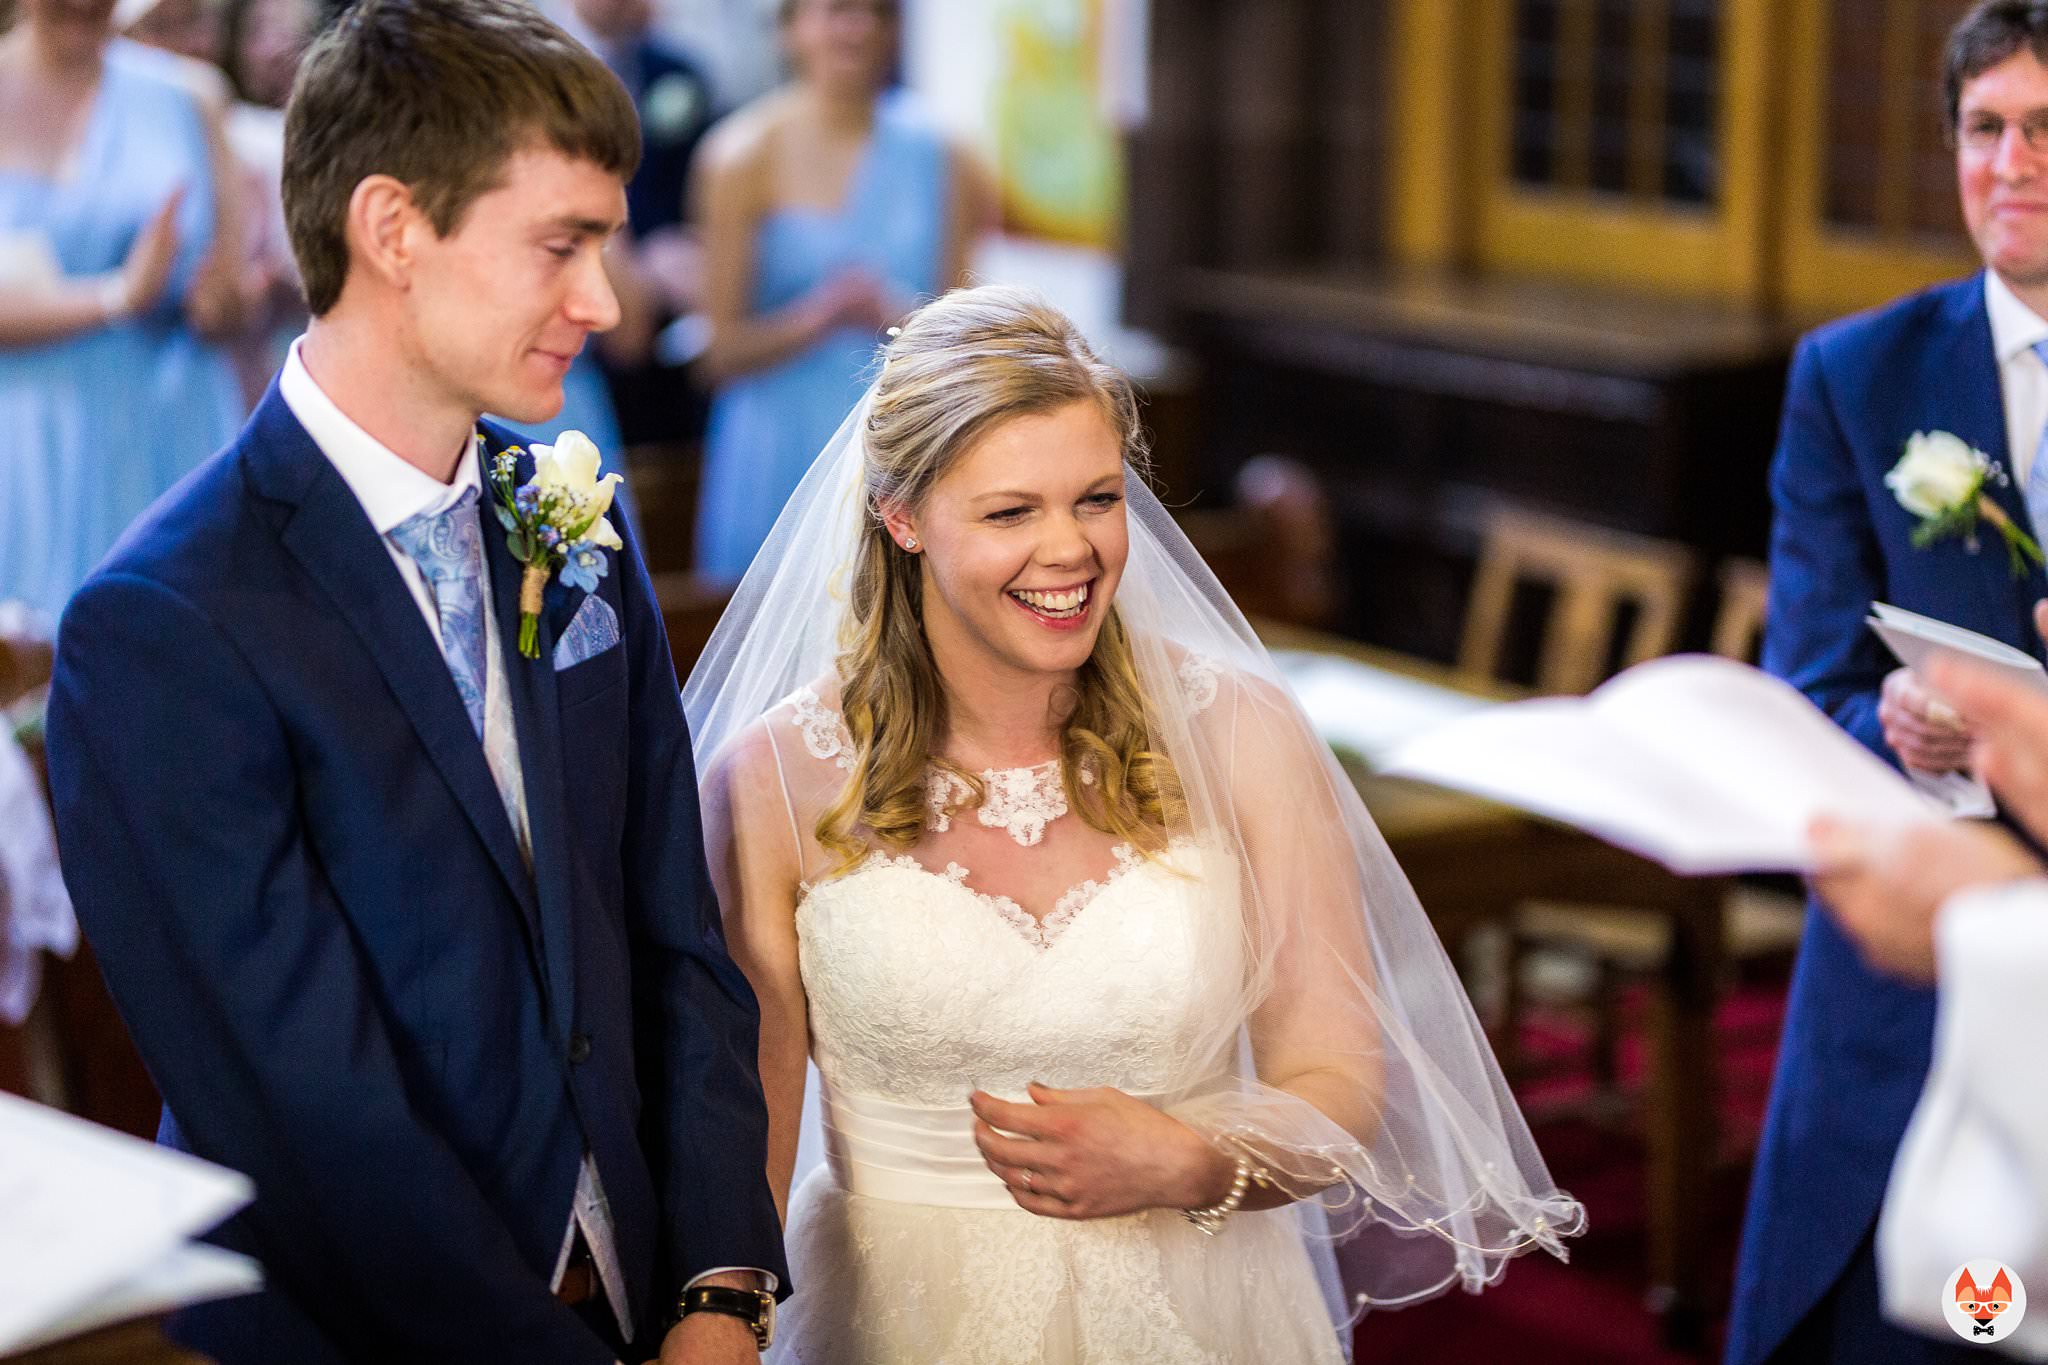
{"left": 675, "top": 1284, "right": 775, "bottom": 1350}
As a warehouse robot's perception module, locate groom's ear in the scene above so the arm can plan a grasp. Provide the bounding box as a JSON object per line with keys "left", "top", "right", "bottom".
{"left": 344, "top": 174, "right": 430, "bottom": 294}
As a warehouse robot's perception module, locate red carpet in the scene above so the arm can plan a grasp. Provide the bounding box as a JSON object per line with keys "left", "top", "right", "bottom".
{"left": 1339, "top": 981, "right": 1788, "bottom": 1362}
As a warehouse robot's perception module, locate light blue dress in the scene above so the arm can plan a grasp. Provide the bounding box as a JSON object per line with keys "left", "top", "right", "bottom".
{"left": 694, "top": 91, "right": 950, "bottom": 580}
{"left": 0, "top": 39, "right": 243, "bottom": 619}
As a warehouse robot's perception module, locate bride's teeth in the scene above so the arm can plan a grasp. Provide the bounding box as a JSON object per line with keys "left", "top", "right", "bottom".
{"left": 1012, "top": 584, "right": 1089, "bottom": 612}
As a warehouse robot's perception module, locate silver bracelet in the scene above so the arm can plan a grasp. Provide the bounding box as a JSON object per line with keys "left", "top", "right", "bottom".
{"left": 1181, "top": 1157, "right": 1253, "bottom": 1236}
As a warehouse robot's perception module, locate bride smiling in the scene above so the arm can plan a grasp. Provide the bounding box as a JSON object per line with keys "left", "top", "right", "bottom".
{"left": 685, "top": 284, "right": 1581, "bottom": 1363}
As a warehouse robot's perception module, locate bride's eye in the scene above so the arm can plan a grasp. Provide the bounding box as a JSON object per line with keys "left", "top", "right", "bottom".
{"left": 985, "top": 506, "right": 1030, "bottom": 524}
{"left": 1082, "top": 492, "right": 1123, "bottom": 511}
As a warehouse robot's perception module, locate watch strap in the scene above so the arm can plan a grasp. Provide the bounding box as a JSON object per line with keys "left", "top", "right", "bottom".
{"left": 676, "top": 1284, "right": 773, "bottom": 1350}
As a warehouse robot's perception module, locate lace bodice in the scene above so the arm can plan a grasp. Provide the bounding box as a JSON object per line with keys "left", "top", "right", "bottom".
{"left": 773, "top": 688, "right": 1244, "bottom": 1106}
{"left": 797, "top": 838, "right": 1239, "bottom": 1105}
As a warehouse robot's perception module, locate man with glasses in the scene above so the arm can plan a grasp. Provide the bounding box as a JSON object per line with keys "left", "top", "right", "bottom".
{"left": 1734, "top": 3, "right": 2048, "bottom": 1362}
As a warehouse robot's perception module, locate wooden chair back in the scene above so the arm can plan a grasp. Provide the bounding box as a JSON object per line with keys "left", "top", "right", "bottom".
{"left": 1458, "top": 506, "right": 1696, "bottom": 694}
{"left": 1709, "top": 557, "right": 1771, "bottom": 664}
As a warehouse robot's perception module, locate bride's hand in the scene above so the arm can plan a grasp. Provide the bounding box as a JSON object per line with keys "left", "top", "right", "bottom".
{"left": 970, "top": 1082, "right": 1236, "bottom": 1220}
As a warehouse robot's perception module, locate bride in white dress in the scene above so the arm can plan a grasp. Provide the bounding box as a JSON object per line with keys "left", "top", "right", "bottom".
{"left": 685, "top": 285, "right": 1583, "bottom": 1363}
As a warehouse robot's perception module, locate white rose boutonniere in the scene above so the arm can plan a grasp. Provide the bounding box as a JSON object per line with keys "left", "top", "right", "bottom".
{"left": 486, "top": 429, "right": 625, "bottom": 659}
{"left": 1885, "top": 431, "right": 2044, "bottom": 577}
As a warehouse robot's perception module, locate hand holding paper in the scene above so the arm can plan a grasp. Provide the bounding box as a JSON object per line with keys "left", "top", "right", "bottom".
{"left": 1807, "top": 815, "right": 2044, "bottom": 984}
{"left": 1866, "top": 601, "right": 2048, "bottom": 815}
{"left": 1877, "top": 666, "right": 1972, "bottom": 772}
{"left": 1926, "top": 622, "right": 2048, "bottom": 848}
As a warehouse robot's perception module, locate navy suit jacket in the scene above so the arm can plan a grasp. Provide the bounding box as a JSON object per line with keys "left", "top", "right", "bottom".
{"left": 46, "top": 386, "right": 787, "bottom": 1364}
{"left": 1728, "top": 273, "right": 2047, "bottom": 1363}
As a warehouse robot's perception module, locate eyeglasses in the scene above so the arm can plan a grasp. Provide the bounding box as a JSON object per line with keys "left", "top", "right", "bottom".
{"left": 1955, "top": 108, "right": 2048, "bottom": 155}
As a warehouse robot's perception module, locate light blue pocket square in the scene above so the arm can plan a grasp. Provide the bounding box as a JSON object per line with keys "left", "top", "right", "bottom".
{"left": 553, "top": 594, "right": 621, "bottom": 671}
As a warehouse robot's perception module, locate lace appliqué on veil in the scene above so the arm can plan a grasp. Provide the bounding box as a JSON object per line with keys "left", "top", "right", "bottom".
{"left": 790, "top": 686, "right": 854, "bottom": 770}
{"left": 1178, "top": 653, "right": 1221, "bottom": 714}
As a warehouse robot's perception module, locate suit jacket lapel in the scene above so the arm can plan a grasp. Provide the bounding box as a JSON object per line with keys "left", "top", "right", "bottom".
{"left": 248, "top": 391, "right": 544, "bottom": 945}
{"left": 1942, "top": 276, "right": 2048, "bottom": 620}
{"left": 481, "top": 434, "right": 579, "bottom": 1044}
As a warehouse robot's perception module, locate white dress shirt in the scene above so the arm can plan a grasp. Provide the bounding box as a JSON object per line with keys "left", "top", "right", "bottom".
{"left": 1878, "top": 879, "right": 2048, "bottom": 1359}
{"left": 278, "top": 339, "right": 635, "bottom": 1344}
{"left": 1986, "top": 271, "right": 2048, "bottom": 494}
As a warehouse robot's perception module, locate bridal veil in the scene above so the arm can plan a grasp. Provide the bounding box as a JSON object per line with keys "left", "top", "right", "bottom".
{"left": 681, "top": 300, "right": 1585, "bottom": 1319}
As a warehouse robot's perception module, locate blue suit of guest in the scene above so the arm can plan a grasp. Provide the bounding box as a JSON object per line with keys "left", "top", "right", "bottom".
{"left": 1732, "top": 272, "right": 2044, "bottom": 1364}
{"left": 615, "top": 36, "right": 715, "bottom": 240}
{"left": 45, "top": 378, "right": 788, "bottom": 1362}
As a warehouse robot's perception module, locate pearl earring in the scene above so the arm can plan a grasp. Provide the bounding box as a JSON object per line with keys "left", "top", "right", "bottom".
{"left": 903, "top": 536, "right": 919, "bottom": 551}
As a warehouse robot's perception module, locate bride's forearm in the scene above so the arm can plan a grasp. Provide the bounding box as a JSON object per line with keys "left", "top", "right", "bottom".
{"left": 1172, "top": 1061, "right": 1385, "bottom": 1213}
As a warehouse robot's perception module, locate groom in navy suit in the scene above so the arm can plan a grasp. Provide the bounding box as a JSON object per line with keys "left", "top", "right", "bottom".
{"left": 1734, "top": 3, "right": 2048, "bottom": 1361}
{"left": 44, "top": 1, "right": 784, "bottom": 1361}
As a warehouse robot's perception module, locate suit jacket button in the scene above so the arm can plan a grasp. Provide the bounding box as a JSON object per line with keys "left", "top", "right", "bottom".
{"left": 568, "top": 1032, "right": 592, "bottom": 1064}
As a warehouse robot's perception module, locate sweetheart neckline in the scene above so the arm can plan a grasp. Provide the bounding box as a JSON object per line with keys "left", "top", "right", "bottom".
{"left": 799, "top": 838, "right": 1202, "bottom": 952}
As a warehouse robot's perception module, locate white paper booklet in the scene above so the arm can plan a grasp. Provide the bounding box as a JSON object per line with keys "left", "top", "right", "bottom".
{"left": 1270, "top": 650, "right": 1493, "bottom": 766}
{"left": 1867, "top": 601, "right": 2048, "bottom": 693}
{"left": 0, "top": 1092, "right": 260, "bottom": 1353}
{"left": 1865, "top": 602, "right": 2048, "bottom": 818}
{"left": 1381, "top": 655, "right": 1946, "bottom": 875}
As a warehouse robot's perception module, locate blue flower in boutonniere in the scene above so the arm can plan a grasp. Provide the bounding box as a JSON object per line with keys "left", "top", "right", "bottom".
{"left": 1886, "top": 430, "right": 2044, "bottom": 578}
{"left": 486, "top": 429, "right": 624, "bottom": 659}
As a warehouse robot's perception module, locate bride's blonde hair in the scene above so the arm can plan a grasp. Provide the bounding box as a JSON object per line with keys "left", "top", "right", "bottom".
{"left": 818, "top": 284, "right": 1182, "bottom": 870}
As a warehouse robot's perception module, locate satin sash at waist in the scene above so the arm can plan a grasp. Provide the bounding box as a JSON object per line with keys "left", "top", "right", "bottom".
{"left": 820, "top": 1081, "right": 1187, "bottom": 1211}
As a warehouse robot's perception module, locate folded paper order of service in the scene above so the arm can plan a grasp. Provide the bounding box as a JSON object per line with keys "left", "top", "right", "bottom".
{"left": 0, "top": 1091, "right": 259, "bottom": 1354}
{"left": 1380, "top": 654, "right": 1946, "bottom": 876}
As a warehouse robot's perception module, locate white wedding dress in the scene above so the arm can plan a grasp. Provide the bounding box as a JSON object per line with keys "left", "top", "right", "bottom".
{"left": 751, "top": 683, "right": 1348, "bottom": 1365}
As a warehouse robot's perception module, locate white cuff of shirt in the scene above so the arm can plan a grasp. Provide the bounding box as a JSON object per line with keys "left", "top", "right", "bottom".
{"left": 683, "top": 1265, "right": 779, "bottom": 1295}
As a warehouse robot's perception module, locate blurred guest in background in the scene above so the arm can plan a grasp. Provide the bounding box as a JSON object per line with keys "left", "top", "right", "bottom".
{"left": 690, "top": 0, "right": 990, "bottom": 580}
{"left": 662, "top": 0, "right": 776, "bottom": 112}
{"left": 125, "top": 0, "right": 312, "bottom": 407}
{"left": 554, "top": 0, "right": 718, "bottom": 449}
{"left": 563, "top": 0, "right": 714, "bottom": 243}
{"left": 117, "top": 0, "right": 215, "bottom": 62}
{"left": 0, "top": 0, "right": 245, "bottom": 619}
{"left": 1732, "top": 4, "right": 2048, "bottom": 1361}
{"left": 212, "top": 0, "right": 314, "bottom": 404}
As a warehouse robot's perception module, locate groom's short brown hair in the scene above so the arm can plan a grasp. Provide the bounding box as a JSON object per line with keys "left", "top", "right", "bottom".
{"left": 283, "top": 0, "right": 641, "bottom": 316}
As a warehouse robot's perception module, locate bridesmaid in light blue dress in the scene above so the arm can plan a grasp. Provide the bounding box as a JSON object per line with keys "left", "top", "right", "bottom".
{"left": 693, "top": 0, "right": 987, "bottom": 580}
{"left": 0, "top": 21, "right": 244, "bottom": 619}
